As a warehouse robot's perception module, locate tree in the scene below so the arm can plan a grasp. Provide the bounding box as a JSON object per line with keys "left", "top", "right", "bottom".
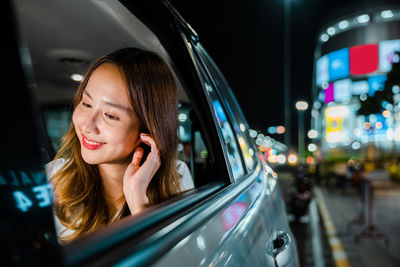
{"left": 357, "top": 51, "right": 400, "bottom": 116}
{"left": 357, "top": 51, "right": 400, "bottom": 165}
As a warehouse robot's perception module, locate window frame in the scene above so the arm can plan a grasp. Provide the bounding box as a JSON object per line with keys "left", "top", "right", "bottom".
{"left": 195, "top": 45, "right": 257, "bottom": 173}
{"left": 189, "top": 44, "right": 254, "bottom": 180}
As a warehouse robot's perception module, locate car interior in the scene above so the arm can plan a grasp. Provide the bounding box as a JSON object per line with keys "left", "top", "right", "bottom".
{"left": 14, "top": 0, "right": 217, "bottom": 238}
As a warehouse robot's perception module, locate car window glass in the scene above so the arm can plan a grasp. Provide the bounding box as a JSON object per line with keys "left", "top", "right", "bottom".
{"left": 221, "top": 101, "right": 255, "bottom": 172}
{"left": 42, "top": 107, "right": 72, "bottom": 153}
{"left": 205, "top": 82, "right": 245, "bottom": 179}
{"left": 196, "top": 46, "right": 255, "bottom": 172}
{"left": 181, "top": 39, "right": 245, "bottom": 180}
{"left": 177, "top": 103, "right": 208, "bottom": 172}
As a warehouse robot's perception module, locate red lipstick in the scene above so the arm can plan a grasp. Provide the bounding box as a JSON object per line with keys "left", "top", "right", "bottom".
{"left": 82, "top": 134, "right": 104, "bottom": 150}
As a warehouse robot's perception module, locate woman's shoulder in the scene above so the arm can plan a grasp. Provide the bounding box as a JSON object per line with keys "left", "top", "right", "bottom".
{"left": 176, "top": 160, "right": 194, "bottom": 191}
{"left": 45, "top": 158, "right": 67, "bottom": 180}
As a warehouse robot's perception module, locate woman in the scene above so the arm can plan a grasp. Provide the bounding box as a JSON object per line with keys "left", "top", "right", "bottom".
{"left": 46, "top": 48, "right": 194, "bottom": 242}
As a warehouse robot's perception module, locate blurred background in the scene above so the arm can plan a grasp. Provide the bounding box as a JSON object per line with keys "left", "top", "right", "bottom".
{"left": 172, "top": 0, "right": 400, "bottom": 266}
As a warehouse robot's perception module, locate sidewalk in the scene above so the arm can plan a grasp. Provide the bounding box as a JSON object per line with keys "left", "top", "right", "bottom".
{"left": 317, "top": 182, "right": 400, "bottom": 267}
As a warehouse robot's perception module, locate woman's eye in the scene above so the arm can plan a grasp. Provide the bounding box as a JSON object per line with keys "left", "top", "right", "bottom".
{"left": 82, "top": 102, "right": 91, "bottom": 108}
{"left": 105, "top": 113, "right": 119, "bottom": 121}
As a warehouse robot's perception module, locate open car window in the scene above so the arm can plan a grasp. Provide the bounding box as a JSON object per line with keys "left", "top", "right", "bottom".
{"left": 13, "top": 0, "right": 222, "bottom": 246}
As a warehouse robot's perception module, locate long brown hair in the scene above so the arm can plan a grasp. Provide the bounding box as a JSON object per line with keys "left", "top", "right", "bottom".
{"left": 50, "top": 48, "right": 181, "bottom": 242}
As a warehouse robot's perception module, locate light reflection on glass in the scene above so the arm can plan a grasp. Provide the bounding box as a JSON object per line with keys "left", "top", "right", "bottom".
{"left": 212, "top": 99, "right": 244, "bottom": 179}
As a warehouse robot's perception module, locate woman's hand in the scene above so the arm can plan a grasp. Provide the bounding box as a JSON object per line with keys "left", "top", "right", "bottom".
{"left": 123, "top": 133, "right": 161, "bottom": 214}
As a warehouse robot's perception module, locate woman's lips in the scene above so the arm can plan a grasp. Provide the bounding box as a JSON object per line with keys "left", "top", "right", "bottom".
{"left": 82, "top": 134, "right": 104, "bottom": 150}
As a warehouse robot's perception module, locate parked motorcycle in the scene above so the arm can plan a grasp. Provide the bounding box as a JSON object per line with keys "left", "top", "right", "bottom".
{"left": 289, "top": 164, "right": 313, "bottom": 221}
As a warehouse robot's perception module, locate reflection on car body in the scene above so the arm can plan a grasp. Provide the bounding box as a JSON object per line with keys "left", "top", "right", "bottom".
{"left": 1, "top": 0, "right": 299, "bottom": 266}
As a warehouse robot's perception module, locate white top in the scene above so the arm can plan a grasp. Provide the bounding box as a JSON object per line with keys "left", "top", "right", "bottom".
{"left": 45, "top": 158, "right": 194, "bottom": 239}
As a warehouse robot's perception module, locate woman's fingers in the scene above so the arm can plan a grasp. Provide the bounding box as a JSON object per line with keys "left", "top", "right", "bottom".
{"left": 124, "top": 134, "right": 160, "bottom": 188}
{"left": 123, "top": 134, "right": 161, "bottom": 214}
{"left": 140, "top": 133, "right": 160, "bottom": 166}
{"left": 131, "top": 146, "right": 143, "bottom": 167}
{"left": 124, "top": 147, "right": 143, "bottom": 178}
{"left": 140, "top": 133, "right": 158, "bottom": 152}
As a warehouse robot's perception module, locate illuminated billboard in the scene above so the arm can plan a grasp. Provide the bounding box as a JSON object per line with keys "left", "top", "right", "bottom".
{"left": 316, "top": 55, "right": 329, "bottom": 86}
{"left": 324, "top": 83, "right": 334, "bottom": 103}
{"left": 333, "top": 79, "right": 352, "bottom": 102}
{"left": 349, "top": 44, "right": 378, "bottom": 75}
{"left": 352, "top": 80, "right": 369, "bottom": 95}
{"left": 325, "top": 105, "right": 350, "bottom": 143}
{"left": 379, "top": 39, "right": 400, "bottom": 72}
{"left": 328, "top": 48, "right": 349, "bottom": 81}
{"left": 368, "top": 75, "right": 387, "bottom": 96}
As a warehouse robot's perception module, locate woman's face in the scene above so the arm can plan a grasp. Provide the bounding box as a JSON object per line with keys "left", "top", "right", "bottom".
{"left": 73, "top": 63, "right": 141, "bottom": 165}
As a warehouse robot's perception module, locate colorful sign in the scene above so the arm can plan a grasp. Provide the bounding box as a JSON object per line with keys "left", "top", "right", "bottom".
{"left": 379, "top": 39, "right": 400, "bottom": 72}
{"left": 368, "top": 75, "right": 387, "bottom": 96}
{"left": 316, "top": 55, "right": 329, "bottom": 86}
{"left": 328, "top": 48, "right": 350, "bottom": 81}
{"left": 352, "top": 80, "right": 369, "bottom": 95}
{"left": 350, "top": 44, "right": 379, "bottom": 75}
{"left": 324, "top": 83, "right": 334, "bottom": 103}
{"left": 334, "top": 79, "right": 352, "bottom": 102}
{"left": 325, "top": 106, "right": 349, "bottom": 143}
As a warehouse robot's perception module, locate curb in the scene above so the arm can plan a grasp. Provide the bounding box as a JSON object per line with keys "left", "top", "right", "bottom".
{"left": 314, "top": 187, "right": 351, "bottom": 267}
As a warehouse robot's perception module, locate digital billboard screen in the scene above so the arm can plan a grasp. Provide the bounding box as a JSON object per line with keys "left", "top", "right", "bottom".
{"left": 328, "top": 48, "right": 349, "bottom": 81}
{"left": 334, "top": 79, "right": 352, "bottom": 102}
{"left": 352, "top": 80, "right": 369, "bottom": 95}
{"left": 379, "top": 39, "right": 400, "bottom": 72}
{"left": 324, "top": 83, "right": 334, "bottom": 103}
{"left": 368, "top": 75, "right": 387, "bottom": 96}
{"left": 325, "top": 105, "right": 349, "bottom": 143}
{"left": 316, "top": 55, "right": 329, "bottom": 86}
{"left": 349, "top": 44, "right": 378, "bottom": 75}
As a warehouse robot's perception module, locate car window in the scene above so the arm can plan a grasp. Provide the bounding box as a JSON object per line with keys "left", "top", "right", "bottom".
{"left": 195, "top": 45, "right": 256, "bottom": 172}
{"left": 42, "top": 107, "right": 72, "bottom": 153}
{"left": 210, "top": 91, "right": 245, "bottom": 179}
{"left": 191, "top": 59, "right": 245, "bottom": 179}
{"left": 40, "top": 101, "right": 208, "bottom": 181}
{"left": 14, "top": 0, "right": 219, "bottom": 244}
{"left": 177, "top": 102, "right": 208, "bottom": 180}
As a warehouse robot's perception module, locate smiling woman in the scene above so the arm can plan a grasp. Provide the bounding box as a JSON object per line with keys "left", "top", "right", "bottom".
{"left": 47, "top": 48, "right": 194, "bottom": 243}
{"left": 73, "top": 63, "right": 142, "bottom": 165}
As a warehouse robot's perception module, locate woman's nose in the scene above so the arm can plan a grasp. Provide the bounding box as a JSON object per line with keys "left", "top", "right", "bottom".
{"left": 81, "top": 112, "right": 100, "bottom": 134}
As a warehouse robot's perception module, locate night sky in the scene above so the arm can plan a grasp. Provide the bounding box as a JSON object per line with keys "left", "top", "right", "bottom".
{"left": 171, "top": 0, "right": 399, "bottom": 148}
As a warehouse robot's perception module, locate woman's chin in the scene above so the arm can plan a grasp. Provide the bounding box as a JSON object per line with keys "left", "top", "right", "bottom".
{"left": 81, "top": 152, "right": 132, "bottom": 165}
{"left": 81, "top": 156, "right": 102, "bottom": 165}
{"left": 80, "top": 150, "right": 103, "bottom": 165}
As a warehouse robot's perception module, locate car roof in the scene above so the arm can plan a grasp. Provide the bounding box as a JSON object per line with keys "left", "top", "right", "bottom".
{"left": 15, "top": 0, "right": 190, "bottom": 105}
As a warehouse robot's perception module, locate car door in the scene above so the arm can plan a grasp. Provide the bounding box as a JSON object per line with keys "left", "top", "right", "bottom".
{"left": 194, "top": 43, "right": 300, "bottom": 267}
{"left": 175, "top": 37, "right": 298, "bottom": 266}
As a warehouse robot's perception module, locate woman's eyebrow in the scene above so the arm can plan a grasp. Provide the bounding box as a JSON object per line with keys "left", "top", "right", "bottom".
{"left": 84, "top": 89, "right": 132, "bottom": 113}
{"left": 104, "top": 100, "right": 132, "bottom": 113}
{"left": 83, "top": 90, "right": 92, "bottom": 99}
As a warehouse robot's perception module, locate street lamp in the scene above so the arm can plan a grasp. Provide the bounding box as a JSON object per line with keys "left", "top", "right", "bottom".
{"left": 283, "top": 0, "right": 291, "bottom": 149}
{"left": 296, "top": 101, "right": 308, "bottom": 163}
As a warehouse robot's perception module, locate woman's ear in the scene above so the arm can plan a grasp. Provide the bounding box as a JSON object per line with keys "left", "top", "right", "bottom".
{"left": 133, "top": 135, "right": 142, "bottom": 148}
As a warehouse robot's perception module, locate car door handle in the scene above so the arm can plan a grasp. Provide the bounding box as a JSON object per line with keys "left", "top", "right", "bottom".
{"left": 265, "top": 231, "right": 292, "bottom": 266}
